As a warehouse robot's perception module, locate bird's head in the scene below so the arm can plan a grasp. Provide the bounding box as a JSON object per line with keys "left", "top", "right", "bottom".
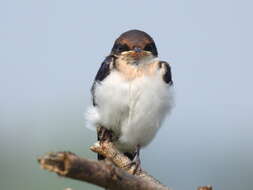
{"left": 111, "top": 30, "right": 158, "bottom": 64}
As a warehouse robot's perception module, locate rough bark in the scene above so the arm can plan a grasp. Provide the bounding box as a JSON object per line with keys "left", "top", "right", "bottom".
{"left": 37, "top": 140, "right": 212, "bottom": 190}
{"left": 38, "top": 151, "right": 169, "bottom": 190}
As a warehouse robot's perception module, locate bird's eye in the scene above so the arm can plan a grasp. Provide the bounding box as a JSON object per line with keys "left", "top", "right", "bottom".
{"left": 113, "top": 43, "right": 129, "bottom": 53}
{"left": 118, "top": 44, "right": 129, "bottom": 52}
{"left": 144, "top": 44, "right": 154, "bottom": 52}
{"left": 144, "top": 42, "right": 158, "bottom": 56}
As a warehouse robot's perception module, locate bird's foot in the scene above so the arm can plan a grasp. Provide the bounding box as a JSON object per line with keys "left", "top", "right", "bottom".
{"left": 97, "top": 126, "right": 114, "bottom": 160}
{"left": 132, "top": 154, "right": 141, "bottom": 174}
{"left": 124, "top": 145, "right": 141, "bottom": 175}
{"left": 124, "top": 159, "right": 141, "bottom": 175}
{"left": 97, "top": 126, "right": 113, "bottom": 143}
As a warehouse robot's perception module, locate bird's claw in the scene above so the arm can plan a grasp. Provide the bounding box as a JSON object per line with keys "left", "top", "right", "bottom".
{"left": 97, "top": 126, "right": 113, "bottom": 143}
{"left": 124, "top": 145, "right": 141, "bottom": 175}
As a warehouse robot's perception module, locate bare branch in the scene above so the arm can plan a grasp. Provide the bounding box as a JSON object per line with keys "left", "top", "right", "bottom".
{"left": 37, "top": 152, "right": 170, "bottom": 190}
{"left": 90, "top": 141, "right": 213, "bottom": 190}
{"left": 90, "top": 141, "right": 166, "bottom": 185}
{"left": 37, "top": 130, "right": 212, "bottom": 190}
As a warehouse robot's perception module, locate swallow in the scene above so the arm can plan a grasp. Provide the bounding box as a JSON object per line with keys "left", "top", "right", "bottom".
{"left": 86, "top": 29, "right": 174, "bottom": 172}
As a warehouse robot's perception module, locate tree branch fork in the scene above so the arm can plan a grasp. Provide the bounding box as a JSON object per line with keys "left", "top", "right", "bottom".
{"left": 37, "top": 140, "right": 212, "bottom": 190}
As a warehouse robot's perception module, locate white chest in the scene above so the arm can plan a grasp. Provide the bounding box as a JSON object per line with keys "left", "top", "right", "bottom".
{"left": 93, "top": 68, "right": 174, "bottom": 151}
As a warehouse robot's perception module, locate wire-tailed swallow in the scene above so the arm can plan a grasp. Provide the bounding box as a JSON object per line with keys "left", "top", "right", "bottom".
{"left": 86, "top": 29, "right": 174, "bottom": 169}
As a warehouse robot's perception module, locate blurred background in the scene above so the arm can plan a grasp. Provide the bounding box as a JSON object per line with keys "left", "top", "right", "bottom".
{"left": 1, "top": 0, "right": 253, "bottom": 190}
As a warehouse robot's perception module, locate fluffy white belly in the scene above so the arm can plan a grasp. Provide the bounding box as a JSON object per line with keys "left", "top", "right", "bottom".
{"left": 87, "top": 70, "right": 173, "bottom": 152}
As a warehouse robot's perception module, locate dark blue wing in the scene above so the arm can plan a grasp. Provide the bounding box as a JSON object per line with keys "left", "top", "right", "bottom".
{"left": 159, "top": 61, "right": 173, "bottom": 85}
{"left": 91, "top": 55, "right": 115, "bottom": 160}
{"left": 91, "top": 55, "right": 115, "bottom": 106}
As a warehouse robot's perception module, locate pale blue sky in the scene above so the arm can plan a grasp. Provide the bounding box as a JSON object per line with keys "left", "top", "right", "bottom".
{"left": 1, "top": 1, "right": 253, "bottom": 190}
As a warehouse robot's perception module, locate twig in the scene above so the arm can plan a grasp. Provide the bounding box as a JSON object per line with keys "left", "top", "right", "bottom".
{"left": 197, "top": 185, "right": 212, "bottom": 190}
{"left": 90, "top": 141, "right": 166, "bottom": 185}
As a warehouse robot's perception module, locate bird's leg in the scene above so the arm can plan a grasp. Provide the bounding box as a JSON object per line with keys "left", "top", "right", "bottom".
{"left": 124, "top": 145, "right": 141, "bottom": 174}
{"left": 97, "top": 126, "right": 114, "bottom": 160}
{"left": 132, "top": 144, "right": 141, "bottom": 174}
{"left": 97, "top": 126, "right": 113, "bottom": 143}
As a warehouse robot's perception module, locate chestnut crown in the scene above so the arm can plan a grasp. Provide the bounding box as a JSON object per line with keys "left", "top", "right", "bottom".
{"left": 111, "top": 30, "right": 158, "bottom": 57}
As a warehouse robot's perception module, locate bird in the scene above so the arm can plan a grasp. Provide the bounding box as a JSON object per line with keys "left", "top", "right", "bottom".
{"left": 86, "top": 29, "right": 174, "bottom": 171}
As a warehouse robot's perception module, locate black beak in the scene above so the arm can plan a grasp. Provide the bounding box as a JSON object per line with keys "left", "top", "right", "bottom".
{"left": 134, "top": 47, "right": 142, "bottom": 53}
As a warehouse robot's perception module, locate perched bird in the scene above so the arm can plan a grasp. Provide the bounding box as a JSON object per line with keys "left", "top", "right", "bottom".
{"left": 86, "top": 29, "right": 174, "bottom": 169}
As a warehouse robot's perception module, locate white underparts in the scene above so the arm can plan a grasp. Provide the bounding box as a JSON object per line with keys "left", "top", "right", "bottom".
{"left": 85, "top": 58, "right": 174, "bottom": 152}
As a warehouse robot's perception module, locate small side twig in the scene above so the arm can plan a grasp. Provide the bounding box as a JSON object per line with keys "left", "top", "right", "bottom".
{"left": 90, "top": 141, "right": 166, "bottom": 185}
{"left": 198, "top": 185, "right": 213, "bottom": 190}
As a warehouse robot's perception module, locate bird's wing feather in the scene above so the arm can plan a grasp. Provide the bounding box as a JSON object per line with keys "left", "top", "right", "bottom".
{"left": 91, "top": 55, "right": 115, "bottom": 106}
{"left": 90, "top": 55, "right": 115, "bottom": 160}
{"left": 159, "top": 61, "right": 173, "bottom": 85}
